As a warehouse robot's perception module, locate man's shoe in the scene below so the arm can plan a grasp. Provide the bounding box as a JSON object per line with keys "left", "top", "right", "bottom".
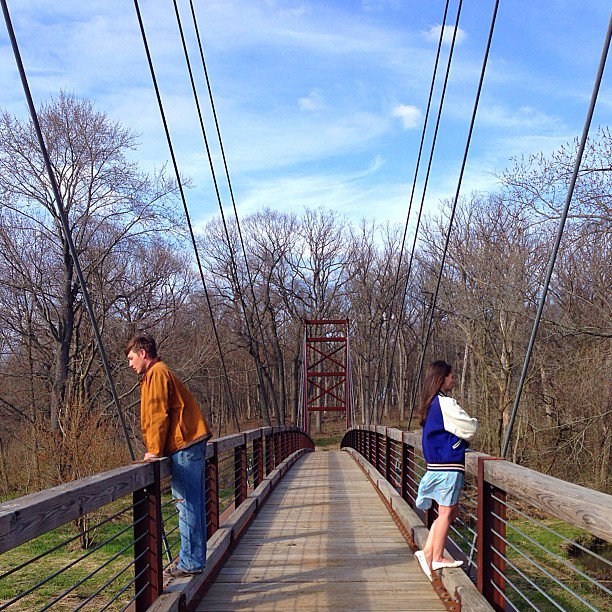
{"left": 164, "top": 565, "right": 204, "bottom": 579}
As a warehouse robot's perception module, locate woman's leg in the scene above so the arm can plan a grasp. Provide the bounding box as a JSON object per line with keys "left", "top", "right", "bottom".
{"left": 422, "top": 503, "right": 458, "bottom": 567}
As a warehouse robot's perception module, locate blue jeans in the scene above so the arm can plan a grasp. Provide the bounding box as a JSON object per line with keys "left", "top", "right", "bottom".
{"left": 171, "top": 440, "right": 207, "bottom": 571}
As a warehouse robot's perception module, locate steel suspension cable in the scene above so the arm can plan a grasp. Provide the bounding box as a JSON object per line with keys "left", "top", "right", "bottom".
{"left": 407, "top": 0, "right": 501, "bottom": 430}
{"left": 187, "top": 0, "right": 274, "bottom": 370}
{"left": 371, "top": 0, "right": 459, "bottom": 424}
{"left": 133, "top": 0, "right": 240, "bottom": 432}
{"left": 170, "top": 0, "right": 274, "bottom": 426}
{"left": 501, "top": 14, "right": 611, "bottom": 458}
{"left": 1, "top": 0, "right": 135, "bottom": 460}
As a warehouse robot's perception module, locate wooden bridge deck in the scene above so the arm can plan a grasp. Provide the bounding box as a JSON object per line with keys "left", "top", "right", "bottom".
{"left": 198, "top": 450, "right": 446, "bottom": 611}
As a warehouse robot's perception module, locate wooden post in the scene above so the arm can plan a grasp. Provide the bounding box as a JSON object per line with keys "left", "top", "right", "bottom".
{"left": 405, "top": 443, "right": 416, "bottom": 507}
{"left": 265, "top": 433, "right": 272, "bottom": 475}
{"left": 375, "top": 431, "right": 381, "bottom": 472}
{"left": 477, "top": 457, "right": 507, "bottom": 611}
{"left": 205, "top": 443, "right": 219, "bottom": 537}
{"left": 274, "top": 431, "right": 281, "bottom": 466}
{"left": 371, "top": 430, "right": 376, "bottom": 465}
{"left": 133, "top": 461, "right": 163, "bottom": 611}
{"left": 253, "top": 432, "right": 264, "bottom": 487}
{"left": 278, "top": 430, "right": 283, "bottom": 462}
{"left": 234, "top": 436, "right": 248, "bottom": 507}
{"left": 400, "top": 434, "right": 408, "bottom": 502}
{"left": 385, "top": 430, "right": 391, "bottom": 484}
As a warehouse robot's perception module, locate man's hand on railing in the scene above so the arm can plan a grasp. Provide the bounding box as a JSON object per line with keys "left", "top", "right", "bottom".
{"left": 132, "top": 452, "right": 160, "bottom": 463}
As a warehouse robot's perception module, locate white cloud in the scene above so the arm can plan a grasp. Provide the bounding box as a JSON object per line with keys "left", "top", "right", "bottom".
{"left": 235, "top": 164, "right": 463, "bottom": 231}
{"left": 476, "top": 104, "right": 564, "bottom": 131}
{"left": 236, "top": 163, "right": 408, "bottom": 220}
{"left": 392, "top": 104, "right": 422, "bottom": 129}
{"left": 220, "top": 110, "right": 390, "bottom": 173}
{"left": 361, "top": 0, "right": 401, "bottom": 12}
{"left": 423, "top": 25, "right": 467, "bottom": 48}
{"left": 298, "top": 89, "right": 326, "bottom": 112}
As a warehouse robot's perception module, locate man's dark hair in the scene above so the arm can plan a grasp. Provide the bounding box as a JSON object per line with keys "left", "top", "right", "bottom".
{"left": 125, "top": 333, "right": 158, "bottom": 359}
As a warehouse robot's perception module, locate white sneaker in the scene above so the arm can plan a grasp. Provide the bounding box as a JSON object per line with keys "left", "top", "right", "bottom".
{"left": 432, "top": 559, "right": 463, "bottom": 570}
{"left": 415, "top": 550, "right": 433, "bottom": 580}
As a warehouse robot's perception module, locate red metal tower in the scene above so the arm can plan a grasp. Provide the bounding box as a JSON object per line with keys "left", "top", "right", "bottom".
{"left": 302, "top": 319, "right": 352, "bottom": 433}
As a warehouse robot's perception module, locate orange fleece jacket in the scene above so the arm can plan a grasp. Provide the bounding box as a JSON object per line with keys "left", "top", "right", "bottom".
{"left": 139, "top": 360, "right": 211, "bottom": 456}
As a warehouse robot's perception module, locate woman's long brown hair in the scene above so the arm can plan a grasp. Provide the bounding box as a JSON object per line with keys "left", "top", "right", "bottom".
{"left": 419, "top": 360, "right": 452, "bottom": 426}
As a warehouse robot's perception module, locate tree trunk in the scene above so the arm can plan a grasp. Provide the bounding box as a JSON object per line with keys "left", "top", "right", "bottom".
{"left": 51, "top": 243, "right": 75, "bottom": 431}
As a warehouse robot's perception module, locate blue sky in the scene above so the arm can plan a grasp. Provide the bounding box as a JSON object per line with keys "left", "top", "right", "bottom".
{"left": 1, "top": 1, "right": 610, "bottom": 228}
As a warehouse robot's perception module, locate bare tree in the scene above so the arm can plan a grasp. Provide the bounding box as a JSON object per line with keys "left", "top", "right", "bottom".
{"left": 0, "top": 92, "right": 178, "bottom": 429}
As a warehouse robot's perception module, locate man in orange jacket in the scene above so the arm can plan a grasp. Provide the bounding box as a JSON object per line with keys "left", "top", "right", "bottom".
{"left": 126, "top": 333, "right": 212, "bottom": 578}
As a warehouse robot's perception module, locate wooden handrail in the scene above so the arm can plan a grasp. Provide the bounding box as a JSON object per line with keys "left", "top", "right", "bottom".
{"left": 342, "top": 426, "right": 612, "bottom": 611}
{"left": 343, "top": 425, "right": 612, "bottom": 543}
{"left": 0, "top": 425, "right": 310, "bottom": 554}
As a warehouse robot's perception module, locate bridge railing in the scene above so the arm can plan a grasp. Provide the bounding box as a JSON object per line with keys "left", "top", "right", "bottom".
{"left": 342, "top": 426, "right": 612, "bottom": 612}
{"left": 0, "top": 425, "right": 313, "bottom": 611}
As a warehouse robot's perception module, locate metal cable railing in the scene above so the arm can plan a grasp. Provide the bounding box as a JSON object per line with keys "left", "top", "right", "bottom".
{"left": 0, "top": 426, "right": 313, "bottom": 610}
{"left": 341, "top": 425, "right": 612, "bottom": 612}
{"left": 0, "top": 497, "right": 148, "bottom": 610}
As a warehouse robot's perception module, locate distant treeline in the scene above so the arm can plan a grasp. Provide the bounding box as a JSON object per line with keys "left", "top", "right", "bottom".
{"left": 0, "top": 95, "right": 609, "bottom": 496}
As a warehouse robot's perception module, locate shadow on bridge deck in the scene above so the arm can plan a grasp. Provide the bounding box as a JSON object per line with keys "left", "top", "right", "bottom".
{"left": 197, "top": 450, "right": 446, "bottom": 611}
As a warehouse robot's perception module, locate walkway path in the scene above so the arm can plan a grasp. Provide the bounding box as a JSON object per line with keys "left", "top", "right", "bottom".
{"left": 198, "top": 450, "right": 445, "bottom": 610}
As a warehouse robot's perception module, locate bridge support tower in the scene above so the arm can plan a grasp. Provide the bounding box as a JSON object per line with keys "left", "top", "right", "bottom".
{"left": 302, "top": 319, "right": 352, "bottom": 434}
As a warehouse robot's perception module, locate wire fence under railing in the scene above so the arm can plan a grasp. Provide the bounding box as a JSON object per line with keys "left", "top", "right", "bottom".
{"left": 493, "top": 510, "right": 612, "bottom": 597}
{"left": 344, "top": 427, "right": 612, "bottom": 612}
{"left": 0, "top": 495, "right": 145, "bottom": 583}
{"left": 73, "top": 547, "right": 149, "bottom": 611}
{"left": 0, "top": 427, "right": 312, "bottom": 610}
{"left": 490, "top": 543, "right": 566, "bottom": 611}
{"left": 494, "top": 494, "right": 612, "bottom": 573}
{"left": 489, "top": 574, "right": 523, "bottom": 611}
{"left": 493, "top": 528, "right": 600, "bottom": 611}
{"left": 40, "top": 534, "right": 149, "bottom": 610}
{"left": 0, "top": 496, "right": 148, "bottom": 610}
{"left": 101, "top": 564, "right": 148, "bottom": 612}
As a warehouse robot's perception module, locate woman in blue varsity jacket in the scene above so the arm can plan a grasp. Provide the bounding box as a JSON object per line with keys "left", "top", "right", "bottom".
{"left": 414, "top": 360, "right": 478, "bottom": 580}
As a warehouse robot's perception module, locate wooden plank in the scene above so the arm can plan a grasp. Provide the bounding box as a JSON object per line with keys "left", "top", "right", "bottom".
{"left": 345, "top": 448, "right": 493, "bottom": 611}
{"left": 146, "top": 591, "right": 184, "bottom": 612}
{"left": 165, "top": 527, "right": 232, "bottom": 603}
{"left": 223, "top": 496, "right": 257, "bottom": 539}
{"left": 484, "top": 459, "right": 612, "bottom": 542}
{"left": 161, "top": 448, "right": 312, "bottom": 609}
{"left": 197, "top": 451, "right": 447, "bottom": 611}
{"left": 215, "top": 433, "right": 246, "bottom": 454}
{"left": 245, "top": 428, "right": 263, "bottom": 443}
{"left": 0, "top": 461, "right": 161, "bottom": 552}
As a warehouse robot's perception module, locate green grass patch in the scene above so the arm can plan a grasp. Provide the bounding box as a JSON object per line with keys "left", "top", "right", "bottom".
{"left": 313, "top": 434, "right": 343, "bottom": 448}
{"left": 449, "top": 509, "right": 611, "bottom": 611}
{"left": 503, "top": 517, "right": 611, "bottom": 611}
{"left": 0, "top": 493, "right": 185, "bottom": 610}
